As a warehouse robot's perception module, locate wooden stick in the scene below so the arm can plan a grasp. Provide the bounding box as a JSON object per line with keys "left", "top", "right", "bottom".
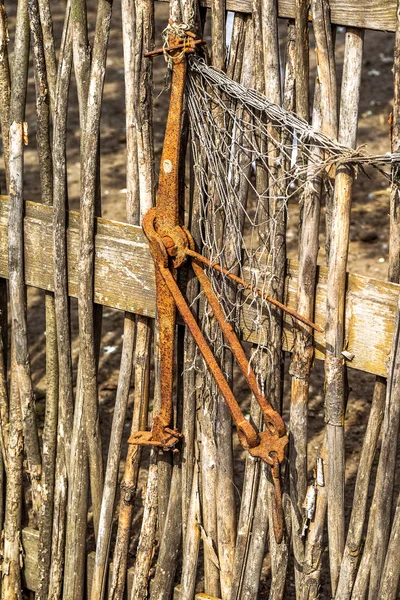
{"left": 180, "top": 459, "right": 201, "bottom": 599}
{"left": 63, "top": 2, "right": 92, "bottom": 596}
{"left": 48, "top": 6, "right": 73, "bottom": 598}
{"left": 150, "top": 456, "right": 182, "bottom": 600}
{"left": 37, "top": 0, "right": 57, "bottom": 117}
{"left": 130, "top": 449, "right": 159, "bottom": 600}
{"left": 324, "top": 27, "right": 363, "bottom": 595}
{"left": 77, "top": 0, "right": 116, "bottom": 540}
{"left": 0, "top": 0, "right": 10, "bottom": 465}
{"left": 121, "top": 0, "right": 139, "bottom": 224}
{"left": 27, "top": 3, "right": 58, "bottom": 595}
{"left": 211, "top": 0, "right": 225, "bottom": 70}
{"left": 214, "top": 13, "right": 253, "bottom": 598}
{"left": 2, "top": 21, "right": 30, "bottom": 581}
{"left": 0, "top": 0, "right": 11, "bottom": 188}
{"left": 1, "top": 348, "right": 23, "bottom": 600}
{"left": 37, "top": 293, "right": 58, "bottom": 600}
{"left": 351, "top": 492, "right": 377, "bottom": 599}
{"left": 370, "top": 7, "right": 400, "bottom": 598}
{"left": 8, "top": 115, "right": 42, "bottom": 517}
{"left": 90, "top": 0, "right": 147, "bottom": 584}
{"left": 90, "top": 314, "right": 135, "bottom": 600}
{"left": 378, "top": 494, "right": 400, "bottom": 599}
{"left": 130, "top": 324, "right": 161, "bottom": 600}
{"left": 261, "top": 0, "right": 289, "bottom": 595}
{"left": 367, "top": 302, "right": 400, "bottom": 598}
{"left": 197, "top": 12, "right": 247, "bottom": 599}
{"left": 299, "top": 444, "right": 327, "bottom": 600}
{"left": 290, "top": 2, "right": 336, "bottom": 595}
{"left": 333, "top": 377, "right": 385, "bottom": 599}
{"left": 388, "top": 0, "right": 400, "bottom": 285}
{"left": 108, "top": 0, "right": 154, "bottom": 593}
{"left": 63, "top": 373, "right": 89, "bottom": 600}
{"left": 108, "top": 315, "right": 151, "bottom": 599}
{"left": 294, "top": 0, "right": 309, "bottom": 121}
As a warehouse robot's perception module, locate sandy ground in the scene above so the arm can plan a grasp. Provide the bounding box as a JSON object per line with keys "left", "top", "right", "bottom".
{"left": 1, "top": 1, "right": 400, "bottom": 598}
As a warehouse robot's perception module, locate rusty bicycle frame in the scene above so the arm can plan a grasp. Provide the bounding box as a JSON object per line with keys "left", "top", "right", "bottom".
{"left": 129, "top": 25, "right": 322, "bottom": 543}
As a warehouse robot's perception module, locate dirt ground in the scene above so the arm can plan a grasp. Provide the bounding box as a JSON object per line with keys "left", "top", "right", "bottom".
{"left": 1, "top": 1, "right": 400, "bottom": 598}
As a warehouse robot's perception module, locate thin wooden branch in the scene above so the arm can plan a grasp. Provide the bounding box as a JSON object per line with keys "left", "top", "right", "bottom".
{"left": 130, "top": 325, "right": 160, "bottom": 600}
{"left": 367, "top": 302, "right": 400, "bottom": 598}
{"left": 294, "top": 0, "right": 309, "bottom": 121}
{"left": 1, "top": 351, "right": 23, "bottom": 600}
{"left": 0, "top": 0, "right": 11, "bottom": 188}
{"left": 48, "top": 6, "right": 73, "bottom": 598}
{"left": 324, "top": 27, "right": 363, "bottom": 595}
{"left": 130, "top": 451, "right": 159, "bottom": 599}
{"left": 299, "top": 444, "right": 327, "bottom": 600}
{"left": 78, "top": 0, "right": 116, "bottom": 540}
{"left": 333, "top": 378, "right": 385, "bottom": 599}
{"left": 108, "top": 0, "right": 154, "bottom": 592}
{"left": 121, "top": 0, "right": 139, "bottom": 224}
{"left": 8, "top": 119, "right": 42, "bottom": 515}
{"left": 108, "top": 315, "right": 151, "bottom": 599}
{"left": 378, "top": 495, "right": 400, "bottom": 599}
{"left": 90, "top": 314, "right": 136, "bottom": 600}
{"left": 290, "top": 2, "right": 336, "bottom": 596}
{"left": 37, "top": 0, "right": 57, "bottom": 117}
{"left": 211, "top": 0, "right": 225, "bottom": 69}
{"left": 37, "top": 294, "right": 58, "bottom": 600}
{"left": 150, "top": 456, "right": 182, "bottom": 600}
{"left": 180, "top": 459, "right": 201, "bottom": 599}
{"left": 27, "top": 2, "right": 58, "bottom": 594}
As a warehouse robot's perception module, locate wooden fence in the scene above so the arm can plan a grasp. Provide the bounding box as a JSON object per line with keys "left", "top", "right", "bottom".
{"left": 0, "top": 0, "right": 400, "bottom": 599}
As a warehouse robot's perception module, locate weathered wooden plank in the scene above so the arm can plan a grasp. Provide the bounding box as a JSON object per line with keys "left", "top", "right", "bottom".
{"left": 158, "top": 0, "right": 397, "bottom": 32}
{"left": 0, "top": 196, "right": 397, "bottom": 377}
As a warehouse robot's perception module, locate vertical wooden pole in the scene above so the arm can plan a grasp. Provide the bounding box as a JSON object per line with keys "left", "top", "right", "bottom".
{"left": 27, "top": 2, "right": 59, "bottom": 597}
{"left": 48, "top": 5, "right": 73, "bottom": 598}
{"left": 2, "top": 348, "right": 23, "bottom": 600}
{"left": 378, "top": 496, "right": 400, "bottom": 599}
{"left": 324, "top": 27, "right": 363, "bottom": 596}
{"left": 0, "top": 0, "right": 11, "bottom": 188}
{"left": 334, "top": 378, "right": 385, "bottom": 599}
{"left": 37, "top": 0, "right": 57, "bottom": 116}
{"left": 108, "top": 0, "right": 154, "bottom": 596}
{"left": 63, "top": 2, "right": 91, "bottom": 596}
{"left": 295, "top": 0, "right": 309, "bottom": 121}
{"left": 290, "top": 2, "right": 336, "bottom": 596}
{"left": 368, "top": 296, "right": 400, "bottom": 599}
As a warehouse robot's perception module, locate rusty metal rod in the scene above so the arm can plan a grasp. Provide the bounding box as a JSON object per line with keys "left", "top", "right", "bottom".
{"left": 159, "top": 263, "right": 263, "bottom": 452}
{"left": 186, "top": 248, "right": 323, "bottom": 333}
{"left": 191, "top": 258, "right": 285, "bottom": 437}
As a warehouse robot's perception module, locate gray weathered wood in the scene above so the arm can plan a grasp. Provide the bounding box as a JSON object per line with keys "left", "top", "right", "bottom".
{"left": 0, "top": 196, "right": 399, "bottom": 378}
{"left": 159, "top": 0, "right": 399, "bottom": 32}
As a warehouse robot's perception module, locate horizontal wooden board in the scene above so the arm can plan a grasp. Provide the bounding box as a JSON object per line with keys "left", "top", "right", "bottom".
{"left": 159, "top": 0, "right": 397, "bottom": 32}
{"left": 0, "top": 195, "right": 398, "bottom": 377}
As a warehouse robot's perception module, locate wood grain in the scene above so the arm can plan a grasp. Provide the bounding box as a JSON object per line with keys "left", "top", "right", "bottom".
{"left": 0, "top": 196, "right": 397, "bottom": 378}
{"left": 158, "top": 0, "right": 397, "bottom": 32}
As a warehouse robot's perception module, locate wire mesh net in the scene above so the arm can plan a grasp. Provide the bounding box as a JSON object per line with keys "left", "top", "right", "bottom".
{"left": 186, "top": 55, "right": 396, "bottom": 388}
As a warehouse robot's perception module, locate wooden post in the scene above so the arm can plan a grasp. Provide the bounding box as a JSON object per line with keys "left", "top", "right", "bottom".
{"left": 48, "top": 6, "right": 73, "bottom": 598}
{"left": 324, "top": 27, "right": 363, "bottom": 595}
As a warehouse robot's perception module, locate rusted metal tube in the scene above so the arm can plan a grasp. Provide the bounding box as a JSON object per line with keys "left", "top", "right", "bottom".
{"left": 186, "top": 248, "right": 323, "bottom": 333}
